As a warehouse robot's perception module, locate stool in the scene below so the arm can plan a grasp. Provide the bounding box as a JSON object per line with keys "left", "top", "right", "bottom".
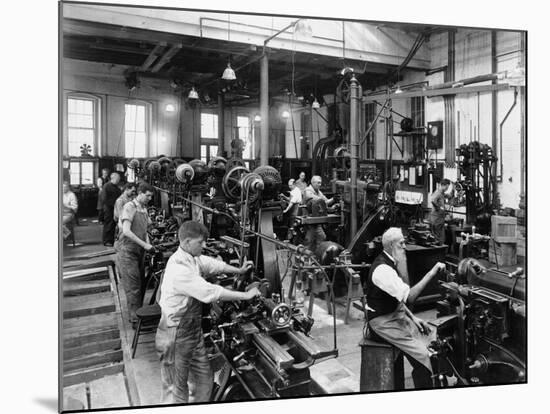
{"left": 359, "top": 337, "right": 404, "bottom": 392}
{"left": 131, "top": 303, "right": 161, "bottom": 358}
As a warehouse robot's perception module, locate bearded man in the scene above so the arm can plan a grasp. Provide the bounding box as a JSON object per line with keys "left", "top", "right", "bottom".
{"left": 365, "top": 227, "right": 446, "bottom": 389}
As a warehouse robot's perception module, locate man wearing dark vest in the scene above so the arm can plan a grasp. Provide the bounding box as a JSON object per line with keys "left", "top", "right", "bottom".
{"left": 366, "top": 227, "right": 445, "bottom": 389}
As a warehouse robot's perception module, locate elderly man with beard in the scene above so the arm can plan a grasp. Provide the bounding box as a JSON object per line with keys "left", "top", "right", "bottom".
{"left": 365, "top": 227, "right": 446, "bottom": 389}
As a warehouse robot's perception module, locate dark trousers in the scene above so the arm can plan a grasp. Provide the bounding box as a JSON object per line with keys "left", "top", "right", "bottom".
{"left": 102, "top": 206, "right": 116, "bottom": 244}
{"left": 404, "top": 353, "right": 433, "bottom": 389}
{"left": 116, "top": 245, "right": 145, "bottom": 323}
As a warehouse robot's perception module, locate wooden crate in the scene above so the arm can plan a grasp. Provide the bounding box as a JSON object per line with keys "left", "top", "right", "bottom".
{"left": 491, "top": 215, "right": 517, "bottom": 243}
{"left": 489, "top": 240, "right": 517, "bottom": 266}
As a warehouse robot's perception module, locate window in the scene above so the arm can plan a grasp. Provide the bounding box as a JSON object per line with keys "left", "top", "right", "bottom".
{"left": 125, "top": 103, "right": 148, "bottom": 158}
{"left": 200, "top": 112, "right": 219, "bottom": 163}
{"left": 69, "top": 161, "right": 95, "bottom": 186}
{"left": 411, "top": 96, "right": 425, "bottom": 128}
{"left": 411, "top": 97, "right": 425, "bottom": 160}
{"left": 364, "top": 103, "right": 376, "bottom": 159}
{"left": 67, "top": 97, "right": 96, "bottom": 156}
{"left": 237, "top": 116, "right": 254, "bottom": 159}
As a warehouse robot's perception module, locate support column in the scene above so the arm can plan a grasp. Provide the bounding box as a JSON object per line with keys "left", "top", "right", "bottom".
{"left": 260, "top": 53, "right": 269, "bottom": 166}
{"left": 349, "top": 75, "right": 360, "bottom": 237}
{"left": 218, "top": 93, "right": 225, "bottom": 156}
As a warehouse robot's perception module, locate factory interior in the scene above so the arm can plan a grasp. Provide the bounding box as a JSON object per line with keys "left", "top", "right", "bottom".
{"left": 60, "top": 2, "right": 527, "bottom": 411}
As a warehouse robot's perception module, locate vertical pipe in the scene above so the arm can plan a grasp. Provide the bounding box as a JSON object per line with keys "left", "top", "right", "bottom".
{"left": 349, "top": 75, "right": 359, "bottom": 237}
{"left": 519, "top": 32, "right": 526, "bottom": 199}
{"left": 218, "top": 93, "right": 225, "bottom": 156}
{"left": 260, "top": 53, "right": 269, "bottom": 166}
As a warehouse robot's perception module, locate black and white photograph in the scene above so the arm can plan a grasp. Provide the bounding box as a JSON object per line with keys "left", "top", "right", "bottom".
{"left": 47, "top": 0, "right": 538, "bottom": 412}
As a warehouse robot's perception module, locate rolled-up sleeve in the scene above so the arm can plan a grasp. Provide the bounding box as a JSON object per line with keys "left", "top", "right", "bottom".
{"left": 372, "top": 264, "right": 410, "bottom": 302}
{"left": 196, "top": 255, "right": 227, "bottom": 277}
{"left": 172, "top": 271, "right": 223, "bottom": 304}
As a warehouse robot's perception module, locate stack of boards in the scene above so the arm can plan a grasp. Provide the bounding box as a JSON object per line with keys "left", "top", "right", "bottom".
{"left": 62, "top": 263, "right": 139, "bottom": 410}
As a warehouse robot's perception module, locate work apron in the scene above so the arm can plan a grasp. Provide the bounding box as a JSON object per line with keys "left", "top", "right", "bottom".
{"left": 156, "top": 297, "right": 212, "bottom": 404}
{"left": 368, "top": 302, "right": 436, "bottom": 372}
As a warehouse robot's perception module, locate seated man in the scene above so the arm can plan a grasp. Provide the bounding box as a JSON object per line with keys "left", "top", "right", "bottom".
{"left": 62, "top": 181, "right": 78, "bottom": 239}
{"left": 302, "top": 175, "right": 335, "bottom": 254}
{"left": 155, "top": 221, "right": 261, "bottom": 404}
{"left": 366, "top": 227, "right": 445, "bottom": 389}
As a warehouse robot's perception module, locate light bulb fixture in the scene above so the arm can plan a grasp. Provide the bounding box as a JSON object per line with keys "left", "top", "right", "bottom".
{"left": 188, "top": 87, "right": 199, "bottom": 100}
{"left": 394, "top": 86, "right": 403, "bottom": 94}
{"left": 254, "top": 114, "right": 261, "bottom": 122}
{"left": 312, "top": 98, "right": 320, "bottom": 109}
{"left": 165, "top": 103, "right": 176, "bottom": 112}
{"left": 282, "top": 110, "right": 290, "bottom": 119}
{"left": 294, "top": 19, "right": 313, "bottom": 39}
{"left": 222, "top": 62, "right": 236, "bottom": 81}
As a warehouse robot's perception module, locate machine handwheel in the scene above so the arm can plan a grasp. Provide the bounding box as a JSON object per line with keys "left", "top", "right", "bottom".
{"left": 222, "top": 166, "right": 249, "bottom": 201}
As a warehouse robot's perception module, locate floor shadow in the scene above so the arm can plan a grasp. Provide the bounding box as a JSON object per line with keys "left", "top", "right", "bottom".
{"left": 33, "top": 398, "right": 58, "bottom": 412}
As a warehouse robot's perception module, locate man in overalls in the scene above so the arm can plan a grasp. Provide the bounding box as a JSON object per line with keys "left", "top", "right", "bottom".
{"left": 366, "top": 227, "right": 445, "bottom": 388}
{"left": 116, "top": 182, "right": 155, "bottom": 326}
{"left": 156, "top": 221, "right": 260, "bottom": 404}
{"left": 429, "top": 178, "right": 452, "bottom": 244}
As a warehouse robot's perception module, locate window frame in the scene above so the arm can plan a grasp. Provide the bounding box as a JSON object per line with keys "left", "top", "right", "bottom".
{"left": 65, "top": 92, "right": 101, "bottom": 157}
{"left": 124, "top": 100, "right": 152, "bottom": 159}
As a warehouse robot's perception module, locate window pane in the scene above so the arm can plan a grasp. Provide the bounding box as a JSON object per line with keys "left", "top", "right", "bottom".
{"left": 68, "top": 128, "right": 94, "bottom": 156}
{"left": 81, "top": 162, "right": 94, "bottom": 185}
{"left": 69, "top": 162, "right": 80, "bottom": 185}
{"left": 209, "top": 145, "right": 218, "bottom": 159}
{"left": 200, "top": 145, "right": 207, "bottom": 163}
{"left": 125, "top": 105, "right": 147, "bottom": 157}
{"left": 68, "top": 98, "right": 77, "bottom": 113}
{"left": 201, "top": 113, "right": 218, "bottom": 138}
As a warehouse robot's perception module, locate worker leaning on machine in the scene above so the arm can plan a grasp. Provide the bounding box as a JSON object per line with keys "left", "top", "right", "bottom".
{"left": 155, "top": 221, "right": 261, "bottom": 404}
{"left": 429, "top": 178, "right": 453, "bottom": 244}
{"left": 302, "top": 175, "right": 336, "bottom": 254}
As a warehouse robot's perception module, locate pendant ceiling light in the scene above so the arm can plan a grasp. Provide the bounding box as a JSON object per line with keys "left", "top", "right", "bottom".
{"left": 312, "top": 98, "right": 320, "bottom": 109}
{"left": 222, "top": 62, "right": 236, "bottom": 81}
{"left": 188, "top": 87, "right": 199, "bottom": 100}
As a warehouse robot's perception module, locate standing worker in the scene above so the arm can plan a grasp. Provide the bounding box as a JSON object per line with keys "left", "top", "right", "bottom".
{"left": 156, "top": 221, "right": 261, "bottom": 404}
{"left": 294, "top": 171, "right": 308, "bottom": 193}
{"left": 102, "top": 172, "right": 122, "bottom": 246}
{"left": 96, "top": 168, "right": 110, "bottom": 223}
{"left": 429, "top": 178, "right": 452, "bottom": 244}
{"left": 283, "top": 178, "right": 303, "bottom": 241}
{"left": 115, "top": 182, "right": 155, "bottom": 326}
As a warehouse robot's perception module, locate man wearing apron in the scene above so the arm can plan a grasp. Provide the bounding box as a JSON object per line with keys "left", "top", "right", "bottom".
{"left": 366, "top": 227, "right": 445, "bottom": 388}
{"left": 429, "top": 178, "right": 452, "bottom": 244}
{"left": 156, "top": 221, "right": 260, "bottom": 404}
{"left": 116, "top": 182, "right": 155, "bottom": 326}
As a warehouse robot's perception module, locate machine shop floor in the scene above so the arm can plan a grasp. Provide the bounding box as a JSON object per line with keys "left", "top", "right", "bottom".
{"left": 63, "top": 220, "right": 435, "bottom": 403}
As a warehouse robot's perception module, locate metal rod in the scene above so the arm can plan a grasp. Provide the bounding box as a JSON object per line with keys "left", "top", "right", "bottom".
{"left": 218, "top": 93, "right": 225, "bottom": 156}
{"left": 498, "top": 89, "right": 518, "bottom": 181}
{"left": 349, "top": 75, "right": 359, "bottom": 237}
{"left": 260, "top": 53, "right": 269, "bottom": 166}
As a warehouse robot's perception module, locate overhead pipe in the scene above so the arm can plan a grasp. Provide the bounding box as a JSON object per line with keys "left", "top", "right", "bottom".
{"left": 349, "top": 75, "right": 360, "bottom": 237}
{"left": 426, "top": 72, "right": 504, "bottom": 90}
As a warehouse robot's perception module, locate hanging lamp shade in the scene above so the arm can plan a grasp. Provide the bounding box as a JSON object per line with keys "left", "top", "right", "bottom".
{"left": 222, "top": 63, "right": 236, "bottom": 81}
{"left": 294, "top": 19, "right": 313, "bottom": 39}
{"left": 188, "top": 87, "right": 199, "bottom": 100}
{"left": 312, "top": 98, "right": 320, "bottom": 109}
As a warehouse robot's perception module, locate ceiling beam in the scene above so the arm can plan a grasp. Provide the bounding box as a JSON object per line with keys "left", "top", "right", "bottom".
{"left": 151, "top": 44, "right": 182, "bottom": 73}
{"left": 140, "top": 42, "right": 167, "bottom": 71}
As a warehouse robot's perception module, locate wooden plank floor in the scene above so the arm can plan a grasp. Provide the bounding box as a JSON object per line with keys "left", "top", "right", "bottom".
{"left": 61, "top": 264, "right": 135, "bottom": 410}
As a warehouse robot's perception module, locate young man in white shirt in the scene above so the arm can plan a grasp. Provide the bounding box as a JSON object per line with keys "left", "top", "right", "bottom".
{"left": 283, "top": 179, "right": 303, "bottom": 241}
{"left": 366, "top": 227, "right": 445, "bottom": 389}
{"left": 62, "top": 181, "right": 78, "bottom": 239}
{"left": 155, "top": 221, "right": 260, "bottom": 404}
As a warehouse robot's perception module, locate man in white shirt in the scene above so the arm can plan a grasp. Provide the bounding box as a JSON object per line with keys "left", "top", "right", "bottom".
{"left": 62, "top": 181, "right": 78, "bottom": 239}
{"left": 155, "top": 221, "right": 260, "bottom": 404}
{"left": 365, "top": 227, "right": 445, "bottom": 389}
{"left": 302, "top": 175, "right": 335, "bottom": 254}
